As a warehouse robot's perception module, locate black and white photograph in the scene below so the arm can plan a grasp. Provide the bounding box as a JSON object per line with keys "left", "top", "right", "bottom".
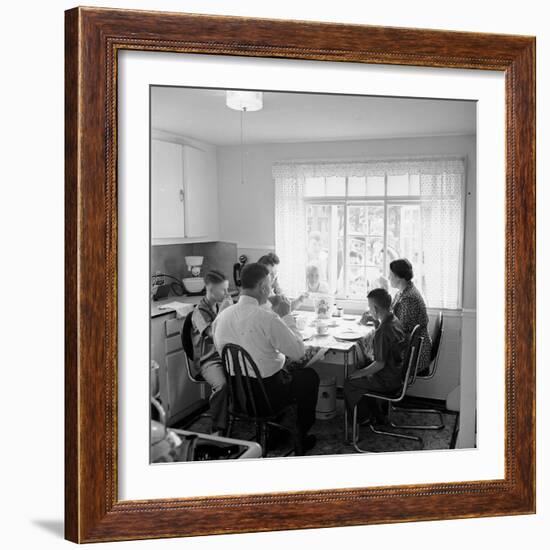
{"left": 149, "top": 86, "right": 476, "bottom": 463}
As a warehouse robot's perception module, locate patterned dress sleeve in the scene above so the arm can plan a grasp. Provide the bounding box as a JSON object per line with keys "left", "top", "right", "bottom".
{"left": 395, "top": 294, "right": 417, "bottom": 337}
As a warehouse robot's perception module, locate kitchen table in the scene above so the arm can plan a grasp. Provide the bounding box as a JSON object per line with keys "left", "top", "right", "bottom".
{"left": 293, "top": 310, "right": 375, "bottom": 440}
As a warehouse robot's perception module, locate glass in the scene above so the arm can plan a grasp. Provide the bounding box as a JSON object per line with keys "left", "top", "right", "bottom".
{"left": 347, "top": 176, "right": 366, "bottom": 196}
{"left": 325, "top": 176, "right": 346, "bottom": 196}
{"left": 387, "top": 173, "right": 410, "bottom": 195}
{"left": 347, "top": 266, "right": 366, "bottom": 298}
{"left": 305, "top": 203, "right": 344, "bottom": 294}
{"left": 345, "top": 204, "right": 385, "bottom": 297}
{"left": 366, "top": 176, "right": 385, "bottom": 196}
{"left": 387, "top": 203, "right": 425, "bottom": 295}
{"left": 348, "top": 176, "right": 385, "bottom": 196}
{"left": 304, "top": 177, "right": 325, "bottom": 196}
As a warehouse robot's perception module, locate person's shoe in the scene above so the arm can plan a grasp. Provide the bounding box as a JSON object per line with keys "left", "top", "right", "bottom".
{"left": 295, "top": 434, "right": 317, "bottom": 455}
{"left": 302, "top": 434, "right": 317, "bottom": 451}
{"left": 267, "top": 427, "right": 292, "bottom": 450}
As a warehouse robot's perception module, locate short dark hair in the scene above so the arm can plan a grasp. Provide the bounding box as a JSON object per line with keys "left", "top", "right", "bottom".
{"left": 367, "top": 288, "right": 393, "bottom": 310}
{"left": 204, "top": 270, "right": 227, "bottom": 285}
{"left": 389, "top": 258, "right": 414, "bottom": 281}
{"left": 240, "top": 263, "right": 269, "bottom": 290}
{"left": 258, "top": 252, "right": 280, "bottom": 267}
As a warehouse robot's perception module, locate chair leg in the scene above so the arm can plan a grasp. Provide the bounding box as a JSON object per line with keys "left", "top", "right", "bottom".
{"left": 369, "top": 423, "right": 423, "bottom": 445}
{"left": 390, "top": 404, "right": 445, "bottom": 430}
{"left": 259, "top": 423, "right": 269, "bottom": 457}
{"left": 226, "top": 416, "right": 234, "bottom": 438}
{"left": 352, "top": 405, "right": 423, "bottom": 453}
{"left": 351, "top": 405, "right": 370, "bottom": 453}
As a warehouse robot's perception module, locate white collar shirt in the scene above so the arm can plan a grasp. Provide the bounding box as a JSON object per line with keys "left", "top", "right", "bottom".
{"left": 212, "top": 295, "right": 305, "bottom": 378}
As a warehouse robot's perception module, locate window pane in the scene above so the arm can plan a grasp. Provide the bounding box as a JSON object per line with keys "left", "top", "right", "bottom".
{"left": 387, "top": 204, "right": 425, "bottom": 296}
{"left": 347, "top": 204, "right": 384, "bottom": 236}
{"left": 366, "top": 176, "right": 385, "bottom": 196}
{"left": 387, "top": 174, "right": 410, "bottom": 195}
{"left": 348, "top": 176, "right": 366, "bottom": 196}
{"left": 304, "top": 177, "right": 325, "bottom": 196}
{"left": 325, "top": 176, "right": 346, "bottom": 196}
{"left": 347, "top": 266, "right": 367, "bottom": 298}
{"left": 345, "top": 204, "right": 385, "bottom": 297}
{"left": 349, "top": 176, "right": 385, "bottom": 196}
{"left": 306, "top": 204, "right": 344, "bottom": 294}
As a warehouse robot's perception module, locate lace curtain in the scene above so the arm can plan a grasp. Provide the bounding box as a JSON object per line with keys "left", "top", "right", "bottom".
{"left": 273, "top": 157, "right": 465, "bottom": 308}
{"left": 274, "top": 172, "right": 308, "bottom": 299}
{"left": 419, "top": 170, "right": 464, "bottom": 309}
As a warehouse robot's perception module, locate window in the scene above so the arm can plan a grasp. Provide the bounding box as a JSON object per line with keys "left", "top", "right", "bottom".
{"left": 274, "top": 159, "right": 465, "bottom": 309}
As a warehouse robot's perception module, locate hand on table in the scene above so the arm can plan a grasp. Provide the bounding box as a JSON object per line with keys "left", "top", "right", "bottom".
{"left": 271, "top": 295, "right": 291, "bottom": 318}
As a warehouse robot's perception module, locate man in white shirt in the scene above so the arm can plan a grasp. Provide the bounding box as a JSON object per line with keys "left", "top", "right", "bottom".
{"left": 213, "top": 262, "right": 320, "bottom": 454}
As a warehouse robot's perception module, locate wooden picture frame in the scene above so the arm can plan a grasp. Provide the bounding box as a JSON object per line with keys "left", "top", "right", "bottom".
{"left": 65, "top": 6, "right": 536, "bottom": 543}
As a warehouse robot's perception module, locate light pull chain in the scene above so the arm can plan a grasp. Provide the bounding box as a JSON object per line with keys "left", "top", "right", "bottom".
{"left": 240, "top": 107, "right": 246, "bottom": 185}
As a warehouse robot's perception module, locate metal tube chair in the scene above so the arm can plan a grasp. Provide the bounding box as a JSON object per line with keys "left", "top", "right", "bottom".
{"left": 221, "top": 343, "right": 299, "bottom": 457}
{"left": 351, "top": 325, "right": 424, "bottom": 453}
{"left": 389, "top": 311, "right": 445, "bottom": 430}
{"left": 180, "top": 311, "right": 211, "bottom": 422}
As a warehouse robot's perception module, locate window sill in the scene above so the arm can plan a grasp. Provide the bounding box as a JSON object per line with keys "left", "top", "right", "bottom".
{"left": 296, "top": 299, "right": 468, "bottom": 317}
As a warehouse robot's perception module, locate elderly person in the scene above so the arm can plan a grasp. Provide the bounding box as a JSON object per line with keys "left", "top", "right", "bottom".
{"left": 388, "top": 258, "right": 432, "bottom": 375}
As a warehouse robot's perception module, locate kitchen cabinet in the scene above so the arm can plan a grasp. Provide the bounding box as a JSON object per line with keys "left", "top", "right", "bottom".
{"left": 151, "top": 138, "right": 219, "bottom": 244}
{"left": 151, "top": 139, "right": 185, "bottom": 239}
{"left": 151, "top": 310, "right": 206, "bottom": 426}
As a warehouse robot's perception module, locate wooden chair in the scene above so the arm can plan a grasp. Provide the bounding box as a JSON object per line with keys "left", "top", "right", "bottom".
{"left": 221, "top": 343, "right": 299, "bottom": 457}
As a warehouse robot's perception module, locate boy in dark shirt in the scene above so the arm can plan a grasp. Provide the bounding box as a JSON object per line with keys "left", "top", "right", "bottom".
{"left": 344, "top": 288, "right": 407, "bottom": 425}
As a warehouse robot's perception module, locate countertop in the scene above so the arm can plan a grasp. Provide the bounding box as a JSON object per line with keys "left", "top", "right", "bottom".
{"left": 151, "top": 295, "right": 203, "bottom": 319}
{"left": 151, "top": 290, "right": 240, "bottom": 318}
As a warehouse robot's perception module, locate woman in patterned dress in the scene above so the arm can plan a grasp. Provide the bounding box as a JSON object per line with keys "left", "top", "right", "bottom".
{"left": 388, "top": 259, "right": 432, "bottom": 375}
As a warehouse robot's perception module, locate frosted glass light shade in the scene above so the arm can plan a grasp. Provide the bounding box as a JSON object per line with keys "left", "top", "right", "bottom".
{"left": 226, "top": 91, "right": 263, "bottom": 112}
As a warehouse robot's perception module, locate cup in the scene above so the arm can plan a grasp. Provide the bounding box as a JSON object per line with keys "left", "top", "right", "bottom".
{"left": 296, "top": 316, "right": 307, "bottom": 331}
{"left": 316, "top": 322, "right": 329, "bottom": 336}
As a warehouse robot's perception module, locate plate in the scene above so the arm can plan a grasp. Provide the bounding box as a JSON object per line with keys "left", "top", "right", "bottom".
{"left": 334, "top": 331, "right": 363, "bottom": 341}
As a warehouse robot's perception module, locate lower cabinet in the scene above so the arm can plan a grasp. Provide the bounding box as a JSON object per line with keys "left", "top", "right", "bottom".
{"left": 151, "top": 311, "right": 206, "bottom": 427}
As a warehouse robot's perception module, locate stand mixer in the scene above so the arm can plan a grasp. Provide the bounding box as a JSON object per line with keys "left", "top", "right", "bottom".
{"left": 182, "top": 256, "right": 205, "bottom": 294}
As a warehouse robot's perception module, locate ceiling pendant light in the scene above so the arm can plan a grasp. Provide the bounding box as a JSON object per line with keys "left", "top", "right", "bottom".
{"left": 226, "top": 91, "right": 263, "bottom": 185}
{"left": 225, "top": 90, "right": 263, "bottom": 112}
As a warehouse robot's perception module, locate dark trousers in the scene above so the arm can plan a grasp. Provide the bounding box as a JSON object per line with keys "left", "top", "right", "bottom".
{"left": 236, "top": 368, "right": 320, "bottom": 438}
{"left": 344, "top": 373, "right": 400, "bottom": 424}
{"left": 200, "top": 360, "right": 229, "bottom": 431}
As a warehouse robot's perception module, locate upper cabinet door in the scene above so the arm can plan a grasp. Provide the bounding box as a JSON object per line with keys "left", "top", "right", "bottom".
{"left": 183, "top": 145, "right": 211, "bottom": 239}
{"left": 151, "top": 140, "right": 185, "bottom": 239}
